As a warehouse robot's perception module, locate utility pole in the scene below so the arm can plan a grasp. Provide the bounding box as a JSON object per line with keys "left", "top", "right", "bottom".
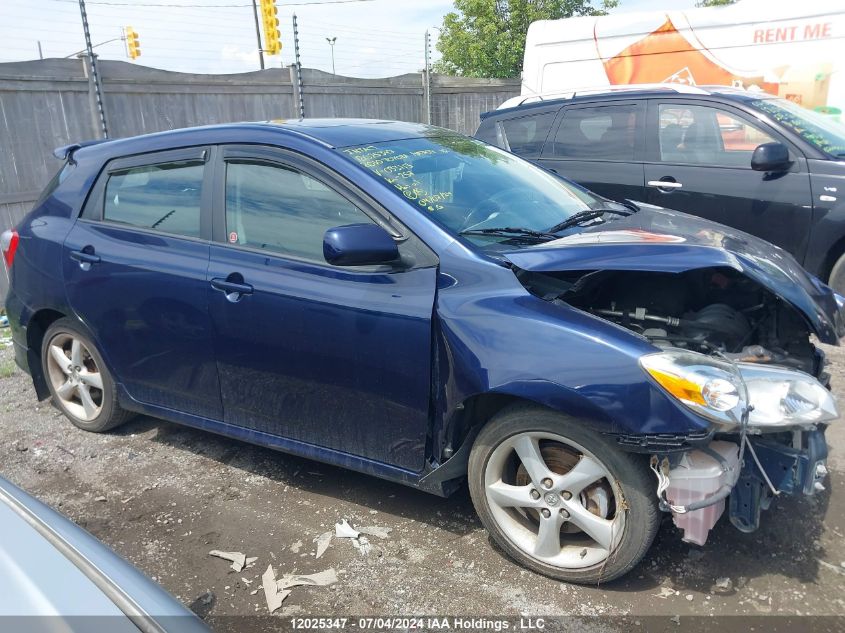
{"left": 292, "top": 14, "right": 305, "bottom": 117}
{"left": 37, "top": 41, "right": 43, "bottom": 59}
{"left": 77, "top": 0, "right": 108, "bottom": 138}
{"left": 423, "top": 29, "right": 432, "bottom": 125}
{"left": 326, "top": 37, "right": 336, "bottom": 75}
{"left": 251, "top": 0, "right": 265, "bottom": 69}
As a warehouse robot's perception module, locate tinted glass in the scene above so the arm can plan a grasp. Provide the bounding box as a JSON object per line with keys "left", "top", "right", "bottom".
{"left": 658, "top": 104, "right": 774, "bottom": 167}
{"left": 749, "top": 97, "right": 845, "bottom": 157}
{"left": 343, "top": 134, "right": 596, "bottom": 249}
{"left": 225, "top": 161, "right": 374, "bottom": 262}
{"left": 103, "top": 162, "right": 203, "bottom": 237}
{"left": 550, "top": 105, "right": 639, "bottom": 160}
{"left": 499, "top": 112, "right": 555, "bottom": 155}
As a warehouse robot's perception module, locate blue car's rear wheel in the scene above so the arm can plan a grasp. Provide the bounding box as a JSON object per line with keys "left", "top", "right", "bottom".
{"left": 468, "top": 405, "right": 659, "bottom": 583}
{"left": 42, "top": 318, "right": 132, "bottom": 433}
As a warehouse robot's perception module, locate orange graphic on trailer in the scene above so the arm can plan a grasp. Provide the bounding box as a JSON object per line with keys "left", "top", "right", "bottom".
{"left": 602, "top": 18, "right": 778, "bottom": 93}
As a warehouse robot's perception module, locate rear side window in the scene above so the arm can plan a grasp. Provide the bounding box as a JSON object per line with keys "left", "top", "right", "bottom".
{"left": 498, "top": 112, "right": 555, "bottom": 156}
{"left": 102, "top": 161, "right": 203, "bottom": 237}
{"left": 548, "top": 104, "right": 641, "bottom": 161}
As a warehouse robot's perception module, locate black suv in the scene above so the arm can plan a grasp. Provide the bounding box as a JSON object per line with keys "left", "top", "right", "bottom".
{"left": 475, "top": 86, "right": 845, "bottom": 293}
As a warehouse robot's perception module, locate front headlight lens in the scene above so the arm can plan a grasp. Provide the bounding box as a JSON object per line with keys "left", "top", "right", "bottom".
{"left": 739, "top": 364, "right": 838, "bottom": 428}
{"left": 640, "top": 350, "right": 744, "bottom": 426}
{"left": 640, "top": 349, "right": 839, "bottom": 430}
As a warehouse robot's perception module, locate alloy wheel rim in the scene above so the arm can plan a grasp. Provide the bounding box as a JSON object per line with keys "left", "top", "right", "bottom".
{"left": 484, "top": 431, "right": 625, "bottom": 570}
{"left": 46, "top": 333, "right": 104, "bottom": 422}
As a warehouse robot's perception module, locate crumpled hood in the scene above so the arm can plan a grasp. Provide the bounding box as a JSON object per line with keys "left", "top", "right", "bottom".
{"left": 502, "top": 205, "right": 845, "bottom": 344}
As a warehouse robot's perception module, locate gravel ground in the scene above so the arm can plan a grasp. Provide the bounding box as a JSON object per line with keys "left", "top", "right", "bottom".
{"left": 1, "top": 330, "right": 844, "bottom": 632}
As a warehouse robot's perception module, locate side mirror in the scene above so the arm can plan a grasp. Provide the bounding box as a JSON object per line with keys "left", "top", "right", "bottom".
{"left": 751, "top": 142, "right": 792, "bottom": 172}
{"left": 323, "top": 223, "right": 399, "bottom": 266}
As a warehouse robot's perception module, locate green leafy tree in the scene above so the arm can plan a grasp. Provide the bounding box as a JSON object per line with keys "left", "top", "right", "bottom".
{"left": 434, "top": 0, "right": 618, "bottom": 79}
{"left": 696, "top": 0, "right": 736, "bottom": 6}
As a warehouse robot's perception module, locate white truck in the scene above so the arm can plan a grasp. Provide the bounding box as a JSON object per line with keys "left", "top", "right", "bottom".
{"left": 505, "top": 0, "right": 844, "bottom": 115}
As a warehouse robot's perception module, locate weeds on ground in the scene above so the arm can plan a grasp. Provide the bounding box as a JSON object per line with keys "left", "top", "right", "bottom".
{"left": 0, "top": 359, "right": 15, "bottom": 379}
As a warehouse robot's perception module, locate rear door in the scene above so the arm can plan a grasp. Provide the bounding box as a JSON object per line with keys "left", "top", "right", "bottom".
{"left": 63, "top": 147, "right": 222, "bottom": 420}
{"left": 643, "top": 99, "right": 813, "bottom": 261}
{"left": 537, "top": 100, "right": 647, "bottom": 202}
{"left": 206, "top": 146, "right": 438, "bottom": 471}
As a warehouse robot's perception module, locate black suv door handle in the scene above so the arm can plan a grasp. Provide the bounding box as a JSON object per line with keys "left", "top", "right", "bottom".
{"left": 211, "top": 277, "right": 254, "bottom": 302}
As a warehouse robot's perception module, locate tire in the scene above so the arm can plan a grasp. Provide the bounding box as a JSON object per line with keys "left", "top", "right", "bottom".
{"left": 468, "top": 404, "right": 659, "bottom": 584}
{"left": 41, "top": 318, "right": 132, "bottom": 433}
{"left": 829, "top": 252, "right": 845, "bottom": 296}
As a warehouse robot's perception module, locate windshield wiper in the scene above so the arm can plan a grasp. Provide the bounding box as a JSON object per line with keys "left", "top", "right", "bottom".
{"left": 459, "top": 226, "right": 557, "bottom": 241}
{"left": 545, "top": 209, "right": 608, "bottom": 234}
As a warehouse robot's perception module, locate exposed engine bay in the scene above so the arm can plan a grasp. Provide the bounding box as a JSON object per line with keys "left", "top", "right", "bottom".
{"left": 516, "top": 266, "right": 823, "bottom": 379}
{"left": 516, "top": 265, "right": 833, "bottom": 546}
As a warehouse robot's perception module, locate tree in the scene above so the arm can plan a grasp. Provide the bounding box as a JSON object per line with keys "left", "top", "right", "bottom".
{"left": 434, "top": 0, "right": 617, "bottom": 79}
{"left": 696, "top": 0, "right": 736, "bottom": 6}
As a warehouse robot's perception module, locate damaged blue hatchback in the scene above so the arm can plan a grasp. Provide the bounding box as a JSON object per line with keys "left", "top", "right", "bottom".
{"left": 2, "top": 120, "right": 839, "bottom": 583}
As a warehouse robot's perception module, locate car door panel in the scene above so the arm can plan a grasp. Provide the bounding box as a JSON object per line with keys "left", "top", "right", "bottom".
{"left": 537, "top": 101, "right": 647, "bottom": 203}
{"left": 63, "top": 148, "right": 222, "bottom": 420}
{"left": 207, "top": 148, "right": 437, "bottom": 472}
{"left": 644, "top": 100, "right": 813, "bottom": 262}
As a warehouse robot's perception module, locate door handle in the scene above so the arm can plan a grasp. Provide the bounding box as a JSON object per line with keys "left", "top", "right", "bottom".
{"left": 647, "top": 180, "right": 683, "bottom": 190}
{"left": 211, "top": 277, "right": 253, "bottom": 302}
{"left": 70, "top": 249, "right": 101, "bottom": 270}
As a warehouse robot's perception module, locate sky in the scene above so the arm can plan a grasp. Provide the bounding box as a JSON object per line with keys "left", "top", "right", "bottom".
{"left": 0, "top": 0, "right": 698, "bottom": 78}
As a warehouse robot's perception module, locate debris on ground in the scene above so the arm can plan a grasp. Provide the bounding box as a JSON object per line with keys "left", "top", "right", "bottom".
{"left": 278, "top": 568, "right": 338, "bottom": 590}
{"left": 711, "top": 577, "right": 734, "bottom": 595}
{"left": 315, "top": 531, "right": 333, "bottom": 558}
{"left": 94, "top": 495, "right": 107, "bottom": 502}
{"left": 290, "top": 540, "right": 303, "bottom": 554}
{"left": 351, "top": 535, "right": 372, "bottom": 556}
{"left": 209, "top": 550, "right": 247, "bottom": 572}
{"left": 261, "top": 564, "right": 338, "bottom": 613}
{"left": 245, "top": 556, "right": 258, "bottom": 569}
{"left": 262, "top": 564, "right": 289, "bottom": 613}
{"left": 819, "top": 560, "right": 845, "bottom": 575}
{"left": 335, "top": 519, "right": 360, "bottom": 538}
{"left": 358, "top": 525, "right": 392, "bottom": 539}
{"left": 654, "top": 586, "right": 676, "bottom": 599}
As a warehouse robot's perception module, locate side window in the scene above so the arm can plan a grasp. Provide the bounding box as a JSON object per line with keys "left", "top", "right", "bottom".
{"left": 498, "top": 112, "right": 555, "bottom": 156}
{"left": 225, "top": 161, "right": 376, "bottom": 263}
{"left": 103, "top": 161, "right": 203, "bottom": 237}
{"left": 658, "top": 104, "right": 776, "bottom": 167}
{"left": 550, "top": 104, "right": 640, "bottom": 161}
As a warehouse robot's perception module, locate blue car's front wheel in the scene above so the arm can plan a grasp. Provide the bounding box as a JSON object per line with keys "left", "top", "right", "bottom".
{"left": 468, "top": 405, "right": 659, "bottom": 583}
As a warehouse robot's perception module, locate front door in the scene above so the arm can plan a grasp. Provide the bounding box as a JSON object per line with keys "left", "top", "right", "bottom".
{"left": 206, "top": 147, "right": 437, "bottom": 472}
{"left": 537, "top": 101, "right": 647, "bottom": 203}
{"left": 63, "top": 147, "right": 222, "bottom": 420}
{"left": 643, "top": 100, "right": 813, "bottom": 261}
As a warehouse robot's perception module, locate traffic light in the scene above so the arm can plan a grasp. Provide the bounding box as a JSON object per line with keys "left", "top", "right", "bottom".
{"left": 124, "top": 26, "right": 140, "bottom": 60}
{"left": 260, "top": 0, "right": 281, "bottom": 55}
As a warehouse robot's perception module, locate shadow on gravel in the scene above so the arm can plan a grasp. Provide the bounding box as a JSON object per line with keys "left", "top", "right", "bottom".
{"left": 112, "top": 414, "right": 480, "bottom": 536}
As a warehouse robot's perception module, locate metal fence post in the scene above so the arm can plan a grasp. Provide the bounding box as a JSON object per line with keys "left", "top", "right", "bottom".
{"left": 292, "top": 13, "right": 305, "bottom": 118}
{"left": 423, "top": 29, "right": 432, "bottom": 125}
{"left": 77, "top": 0, "right": 109, "bottom": 138}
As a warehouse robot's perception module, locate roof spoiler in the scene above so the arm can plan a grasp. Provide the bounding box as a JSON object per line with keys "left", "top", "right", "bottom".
{"left": 53, "top": 139, "right": 110, "bottom": 163}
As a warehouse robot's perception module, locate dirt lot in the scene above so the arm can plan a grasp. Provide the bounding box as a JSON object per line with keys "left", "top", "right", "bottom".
{"left": 1, "top": 330, "right": 844, "bottom": 632}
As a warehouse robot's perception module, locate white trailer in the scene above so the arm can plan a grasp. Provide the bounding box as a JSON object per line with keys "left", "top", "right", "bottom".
{"left": 508, "top": 0, "right": 845, "bottom": 113}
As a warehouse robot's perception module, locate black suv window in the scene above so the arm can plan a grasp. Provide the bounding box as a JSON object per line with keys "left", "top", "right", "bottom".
{"left": 497, "top": 112, "right": 555, "bottom": 156}
{"left": 103, "top": 161, "right": 203, "bottom": 237}
{"left": 657, "top": 103, "right": 775, "bottom": 167}
{"left": 225, "top": 160, "right": 375, "bottom": 262}
{"left": 549, "top": 104, "right": 640, "bottom": 161}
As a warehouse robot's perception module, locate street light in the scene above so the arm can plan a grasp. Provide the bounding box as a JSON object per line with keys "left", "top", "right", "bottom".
{"left": 326, "top": 36, "right": 337, "bottom": 75}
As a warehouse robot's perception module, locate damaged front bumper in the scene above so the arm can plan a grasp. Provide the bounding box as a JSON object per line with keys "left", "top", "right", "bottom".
{"left": 650, "top": 427, "right": 830, "bottom": 546}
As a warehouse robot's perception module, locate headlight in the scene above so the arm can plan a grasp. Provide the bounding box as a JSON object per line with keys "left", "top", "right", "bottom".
{"left": 640, "top": 350, "right": 839, "bottom": 430}
{"left": 739, "top": 364, "right": 838, "bottom": 428}
{"left": 640, "top": 350, "right": 744, "bottom": 427}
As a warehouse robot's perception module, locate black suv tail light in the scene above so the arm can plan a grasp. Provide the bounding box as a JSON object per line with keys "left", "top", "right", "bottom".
{"left": 1, "top": 229, "right": 19, "bottom": 269}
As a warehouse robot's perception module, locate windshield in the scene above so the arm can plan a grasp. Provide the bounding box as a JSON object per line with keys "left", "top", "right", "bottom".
{"left": 341, "top": 135, "right": 598, "bottom": 247}
{"left": 749, "top": 98, "right": 845, "bottom": 157}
